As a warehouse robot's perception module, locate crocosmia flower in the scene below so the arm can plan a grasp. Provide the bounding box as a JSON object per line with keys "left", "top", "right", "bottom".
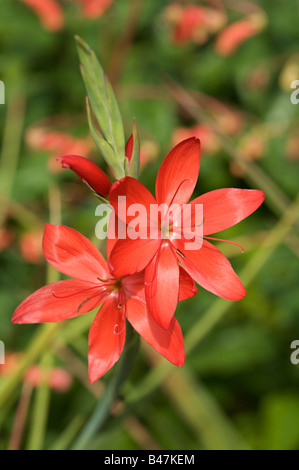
{"left": 108, "top": 138, "right": 264, "bottom": 330}
{"left": 12, "top": 224, "right": 192, "bottom": 382}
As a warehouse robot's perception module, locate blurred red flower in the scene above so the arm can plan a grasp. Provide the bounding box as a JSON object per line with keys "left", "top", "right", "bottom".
{"left": 165, "top": 3, "right": 226, "bottom": 45}
{"left": 0, "top": 229, "right": 14, "bottom": 252}
{"left": 172, "top": 125, "right": 220, "bottom": 154}
{"left": 19, "top": 229, "right": 44, "bottom": 264}
{"left": 26, "top": 128, "right": 92, "bottom": 174}
{"left": 21, "top": 0, "right": 64, "bottom": 31}
{"left": 21, "top": 0, "right": 113, "bottom": 32}
{"left": 215, "top": 18, "right": 263, "bottom": 56}
{"left": 75, "top": 0, "right": 113, "bottom": 18}
{"left": 0, "top": 352, "right": 72, "bottom": 393}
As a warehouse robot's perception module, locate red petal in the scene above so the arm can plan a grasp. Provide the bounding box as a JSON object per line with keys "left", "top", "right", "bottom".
{"left": 191, "top": 188, "right": 265, "bottom": 235}
{"left": 173, "top": 238, "right": 246, "bottom": 301}
{"left": 178, "top": 267, "right": 197, "bottom": 301}
{"left": 106, "top": 211, "right": 118, "bottom": 261}
{"left": 12, "top": 280, "right": 103, "bottom": 324}
{"left": 109, "top": 238, "right": 161, "bottom": 278}
{"left": 43, "top": 224, "right": 109, "bottom": 282}
{"left": 109, "top": 176, "right": 156, "bottom": 228}
{"left": 122, "top": 271, "right": 146, "bottom": 302}
{"left": 126, "top": 298, "right": 185, "bottom": 367}
{"left": 155, "top": 138, "right": 201, "bottom": 206}
{"left": 58, "top": 155, "right": 112, "bottom": 197}
{"left": 125, "top": 134, "right": 134, "bottom": 162}
{"left": 88, "top": 294, "right": 126, "bottom": 382}
{"left": 145, "top": 242, "right": 179, "bottom": 329}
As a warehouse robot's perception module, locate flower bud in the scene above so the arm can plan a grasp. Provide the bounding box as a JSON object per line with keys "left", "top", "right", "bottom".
{"left": 58, "top": 155, "right": 112, "bottom": 197}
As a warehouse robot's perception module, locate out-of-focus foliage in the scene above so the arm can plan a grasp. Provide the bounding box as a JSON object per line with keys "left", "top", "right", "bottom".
{"left": 0, "top": 0, "right": 299, "bottom": 450}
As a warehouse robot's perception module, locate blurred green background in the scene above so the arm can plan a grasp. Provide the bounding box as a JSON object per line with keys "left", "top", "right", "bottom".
{"left": 1, "top": 0, "right": 299, "bottom": 450}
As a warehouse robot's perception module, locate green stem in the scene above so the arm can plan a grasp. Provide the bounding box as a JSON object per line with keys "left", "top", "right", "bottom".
{"left": 49, "top": 416, "right": 85, "bottom": 451}
{"left": 26, "top": 353, "right": 53, "bottom": 450}
{"left": 72, "top": 323, "right": 139, "bottom": 450}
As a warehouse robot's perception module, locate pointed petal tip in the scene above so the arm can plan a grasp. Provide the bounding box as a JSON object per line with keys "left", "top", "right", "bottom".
{"left": 56, "top": 156, "right": 72, "bottom": 169}
{"left": 156, "top": 136, "right": 201, "bottom": 206}
{"left": 228, "top": 282, "right": 246, "bottom": 301}
{"left": 182, "top": 136, "right": 201, "bottom": 144}
{"left": 12, "top": 307, "right": 29, "bottom": 324}
{"left": 168, "top": 342, "right": 185, "bottom": 367}
{"left": 88, "top": 368, "right": 101, "bottom": 384}
{"left": 238, "top": 286, "right": 247, "bottom": 300}
{"left": 12, "top": 312, "right": 34, "bottom": 325}
{"left": 11, "top": 314, "right": 21, "bottom": 324}
{"left": 158, "top": 316, "right": 173, "bottom": 331}
{"left": 177, "top": 357, "right": 185, "bottom": 368}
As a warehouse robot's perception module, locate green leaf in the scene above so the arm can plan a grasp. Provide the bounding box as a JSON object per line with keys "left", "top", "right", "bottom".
{"left": 75, "top": 35, "right": 125, "bottom": 179}
{"left": 86, "top": 97, "right": 123, "bottom": 179}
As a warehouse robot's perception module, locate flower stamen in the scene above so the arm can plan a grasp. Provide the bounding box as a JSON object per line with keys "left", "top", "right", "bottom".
{"left": 204, "top": 236, "right": 245, "bottom": 253}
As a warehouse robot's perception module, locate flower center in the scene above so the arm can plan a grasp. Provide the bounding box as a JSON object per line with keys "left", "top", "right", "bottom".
{"left": 160, "top": 220, "right": 173, "bottom": 238}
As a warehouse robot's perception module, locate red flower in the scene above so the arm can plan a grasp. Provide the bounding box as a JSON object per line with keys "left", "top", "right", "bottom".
{"left": 0, "top": 351, "right": 72, "bottom": 393}
{"left": 165, "top": 3, "right": 226, "bottom": 45}
{"left": 12, "top": 224, "right": 192, "bottom": 382}
{"left": 26, "top": 128, "right": 93, "bottom": 174}
{"left": 0, "top": 229, "right": 14, "bottom": 252}
{"left": 58, "top": 155, "right": 112, "bottom": 198}
{"left": 215, "top": 19, "right": 261, "bottom": 57}
{"left": 21, "top": 0, "right": 64, "bottom": 32}
{"left": 76, "top": 0, "right": 113, "bottom": 18}
{"left": 19, "top": 229, "right": 44, "bottom": 264}
{"left": 108, "top": 138, "right": 264, "bottom": 329}
{"left": 173, "top": 6, "right": 210, "bottom": 44}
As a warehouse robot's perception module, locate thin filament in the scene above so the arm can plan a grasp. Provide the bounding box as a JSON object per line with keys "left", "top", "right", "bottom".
{"left": 144, "top": 252, "right": 160, "bottom": 287}
{"left": 165, "top": 178, "right": 192, "bottom": 220}
{"left": 172, "top": 227, "right": 245, "bottom": 252}
{"left": 204, "top": 236, "right": 245, "bottom": 253}
{"left": 51, "top": 284, "right": 105, "bottom": 300}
